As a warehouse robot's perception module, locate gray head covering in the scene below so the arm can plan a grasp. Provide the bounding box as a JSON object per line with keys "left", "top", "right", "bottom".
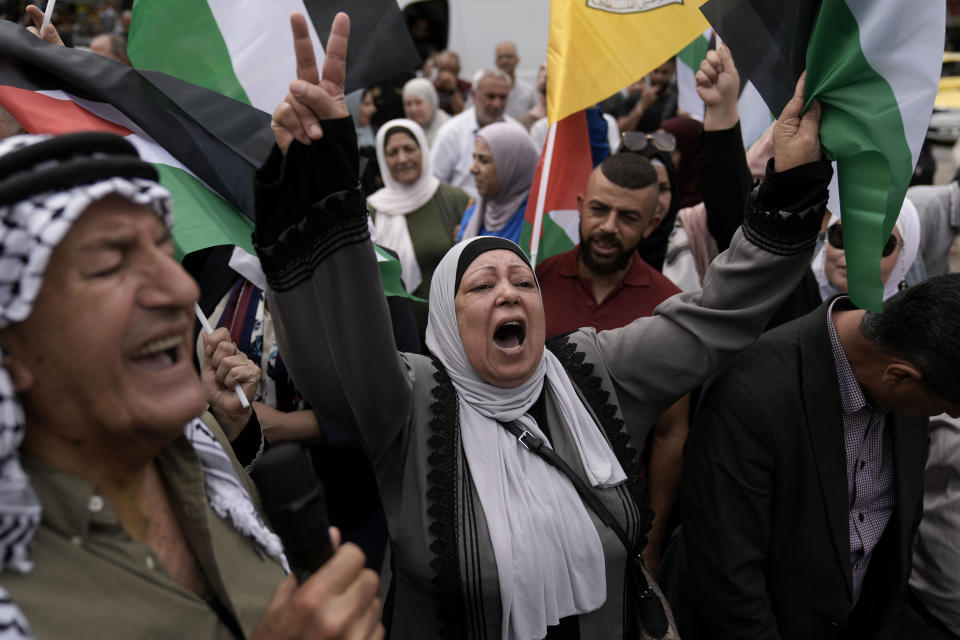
{"left": 462, "top": 122, "right": 539, "bottom": 239}
{"left": 0, "top": 132, "right": 285, "bottom": 639}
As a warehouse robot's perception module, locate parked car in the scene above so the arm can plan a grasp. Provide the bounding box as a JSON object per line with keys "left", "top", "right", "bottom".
{"left": 927, "top": 52, "right": 960, "bottom": 143}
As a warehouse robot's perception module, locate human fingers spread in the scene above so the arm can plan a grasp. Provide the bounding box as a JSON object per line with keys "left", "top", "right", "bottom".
{"left": 320, "top": 12, "right": 350, "bottom": 96}
{"left": 290, "top": 12, "right": 321, "bottom": 85}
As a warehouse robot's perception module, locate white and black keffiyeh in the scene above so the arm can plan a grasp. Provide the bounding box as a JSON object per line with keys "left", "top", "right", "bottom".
{"left": 0, "top": 133, "right": 284, "bottom": 639}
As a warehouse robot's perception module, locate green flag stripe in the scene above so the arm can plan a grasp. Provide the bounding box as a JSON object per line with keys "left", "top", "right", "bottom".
{"left": 128, "top": 0, "right": 251, "bottom": 106}
{"left": 520, "top": 216, "right": 577, "bottom": 265}
{"left": 373, "top": 245, "right": 425, "bottom": 302}
{"left": 157, "top": 163, "right": 255, "bottom": 260}
{"left": 805, "top": 0, "right": 913, "bottom": 312}
{"left": 676, "top": 34, "right": 710, "bottom": 72}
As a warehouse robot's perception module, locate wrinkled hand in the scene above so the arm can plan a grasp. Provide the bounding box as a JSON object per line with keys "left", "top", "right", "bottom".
{"left": 271, "top": 12, "right": 350, "bottom": 155}
{"left": 201, "top": 328, "right": 259, "bottom": 438}
{"left": 251, "top": 542, "right": 383, "bottom": 640}
{"left": 696, "top": 45, "right": 740, "bottom": 130}
{"left": 25, "top": 5, "right": 65, "bottom": 47}
{"left": 772, "top": 72, "right": 822, "bottom": 173}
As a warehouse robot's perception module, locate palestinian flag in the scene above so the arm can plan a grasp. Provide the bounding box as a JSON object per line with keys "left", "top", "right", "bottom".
{"left": 547, "top": 0, "right": 710, "bottom": 124}
{"left": 520, "top": 110, "right": 595, "bottom": 265}
{"left": 0, "top": 23, "right": 415, "bottom": 301}
{"left": 675, "top": 29, "right": 774, "bottom": 149}
{"left": 128, "top": 0, "right": 421, "bottom": 115}
{"left": 804, "top": 0, "right": 943, "bottom": 311}
{"left": 0, "top": 20, "right": 271, "bottom": 259}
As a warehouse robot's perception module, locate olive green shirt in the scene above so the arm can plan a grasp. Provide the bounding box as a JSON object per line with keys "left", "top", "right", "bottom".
{"left": 3, "top": 418, "right": 286, "bottom": 639}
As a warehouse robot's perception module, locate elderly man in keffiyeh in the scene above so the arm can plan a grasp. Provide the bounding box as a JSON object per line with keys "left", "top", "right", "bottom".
{"left": 0, "top": 129, "right": 382, "bottom": 639}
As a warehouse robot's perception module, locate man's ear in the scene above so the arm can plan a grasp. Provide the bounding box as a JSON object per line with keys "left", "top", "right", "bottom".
{"left": 576, "top": 193, "right": 585, "bottom": 217}
{"left": 642, "top": 208, "right": 665, "bottom": 238}
{"left": 2, "top": 352, "right": 34, "bottom": 393}
{"left": 880, "top": 362, "right": 923, "bottom": 390}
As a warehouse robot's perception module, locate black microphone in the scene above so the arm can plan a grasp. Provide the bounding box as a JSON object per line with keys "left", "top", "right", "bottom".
{"left": 251, "top": 442, "right": 334, "bottom": 584}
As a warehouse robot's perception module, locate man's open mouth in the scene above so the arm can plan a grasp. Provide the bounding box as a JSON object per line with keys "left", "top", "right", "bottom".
{"left": 493, "top": 319, "right": 526, "bottom": 350}
{"left": 131, "top": 335, "right": 183, "bottom": 370}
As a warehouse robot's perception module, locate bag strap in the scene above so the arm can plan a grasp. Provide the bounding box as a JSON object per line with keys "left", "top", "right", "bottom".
{"left": 501, "top": 420, "right": 670, "bottom": 638}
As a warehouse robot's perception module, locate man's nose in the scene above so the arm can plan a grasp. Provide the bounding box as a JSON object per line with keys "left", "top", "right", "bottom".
{"left": 138, "top": 248, "right": 199, "bottom": 309}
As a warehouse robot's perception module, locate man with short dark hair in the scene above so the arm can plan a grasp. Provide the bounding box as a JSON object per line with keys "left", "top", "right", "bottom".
{"left": 536, "top": 152, "right": 686, "bottom": 572}
{"left": 431, "top": 68, "right": 520, "bottom": 199}
{"left": 681, "top": 275, "right": 960, "bottom": 639}
{"left": 432, "top": 49, "right": 470, "bottom": 115}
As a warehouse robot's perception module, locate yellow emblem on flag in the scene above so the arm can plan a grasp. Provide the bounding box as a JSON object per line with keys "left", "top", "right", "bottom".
{"left": 547, "top": 0, "right": 709, "bottom": 123}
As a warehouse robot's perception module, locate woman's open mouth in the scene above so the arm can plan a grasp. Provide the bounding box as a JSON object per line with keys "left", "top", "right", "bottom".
{"left": 493, "top": 319, "right": 526, "bottom": 350}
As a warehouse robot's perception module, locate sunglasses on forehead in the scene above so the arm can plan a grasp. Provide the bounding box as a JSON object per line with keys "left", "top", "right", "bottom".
{"left": 826, "top": 224, "right": 901, "bottom": 258}
{"left": 620, "top": 131, "right": 676, "bottom": 154}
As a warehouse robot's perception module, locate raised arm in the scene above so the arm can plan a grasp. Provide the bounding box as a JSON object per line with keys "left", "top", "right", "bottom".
{"left": 255, "top": 13, "right": 413, "bottom": 467}
{"left": 588, "top": 74, "right": 828, "bottom": 434}
{"left": 697, "top": 45, "right": 754, "bottom": 251}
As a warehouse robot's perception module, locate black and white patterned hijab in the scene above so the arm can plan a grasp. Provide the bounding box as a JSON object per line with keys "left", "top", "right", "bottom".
{"left": 0, "top": 133, "right": 285, "bottom": 638}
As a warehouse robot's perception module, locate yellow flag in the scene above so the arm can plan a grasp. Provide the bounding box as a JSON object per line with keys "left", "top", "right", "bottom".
{"left": 547, "top": 0, "right": 709, "bottom": 123}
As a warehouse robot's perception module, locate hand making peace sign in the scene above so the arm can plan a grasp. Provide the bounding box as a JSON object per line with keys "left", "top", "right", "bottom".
{"left": 271, "top": 12, "right": 351, "bottom": 155}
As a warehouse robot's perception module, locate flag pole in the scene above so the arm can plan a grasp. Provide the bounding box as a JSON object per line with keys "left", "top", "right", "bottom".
{"left": 40, "top": 0, "right": 56, "bottom": 36}
{"left": 530, "top": 121, "right": 558, "bottom": 266}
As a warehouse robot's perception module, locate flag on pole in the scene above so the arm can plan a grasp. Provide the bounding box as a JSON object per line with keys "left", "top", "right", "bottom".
{"left": 128, "top": 0, "right": 421, "bottom": 115}
{"left": 0, "top": 20, "right": 272, "bottom": 259}
{"left": 547, "top": 0, "right": 710, "bottom": 124}
{"left": 520, "top": 110, "right": 595, "bottom": 265}
{"left": 675, "top": 29, "right": 774, "bottom": 148}
{"left": 804, "top": 0, "right": 943, "bottom": 311}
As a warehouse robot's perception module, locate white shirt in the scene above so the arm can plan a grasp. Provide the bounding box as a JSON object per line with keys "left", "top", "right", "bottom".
{"left": 430, "top": 107, "right": 520, "bottom": 199}
{"left": 530, "top": 113, "right": 620, "bottom": 155}
{"left": 505, "top": 78, "right": 537, "bottom": 120}
{"left": 909, "top": 413, "right": 960, "bottom": 635}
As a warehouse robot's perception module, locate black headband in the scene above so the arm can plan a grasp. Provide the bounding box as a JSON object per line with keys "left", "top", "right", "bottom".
{"left": 0, "top": 132, "right": 158, "bottom": 207}
{"left": 455, "top": 237, "right": 532, "bottom": 292}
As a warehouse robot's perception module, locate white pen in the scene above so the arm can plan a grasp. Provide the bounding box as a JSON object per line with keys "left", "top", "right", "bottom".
{"left": 194, "top": 302, "right": 251, "bottom": 409}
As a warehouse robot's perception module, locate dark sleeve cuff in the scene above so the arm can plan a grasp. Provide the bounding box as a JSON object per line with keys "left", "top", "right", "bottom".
{"left": 228, "top": 410, "right": 265, "bottom": 469}
{"left": 253, "top": 116, "right": 369, "bottom": 292}
{"left": 741, "top": 158, "right": 832, "bottom": 256}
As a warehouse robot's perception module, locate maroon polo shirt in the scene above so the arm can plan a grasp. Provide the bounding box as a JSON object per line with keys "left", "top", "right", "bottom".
{"left": 536, "top": 245, "right": 681, "bottom": 338}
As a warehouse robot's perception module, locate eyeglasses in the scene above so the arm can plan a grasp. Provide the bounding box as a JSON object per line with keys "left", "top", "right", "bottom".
{"left": 826, "top": 224, "right": 901, "bottom": 258}
{"left": 620, "top": 131, "right": 676, "bottom": 154}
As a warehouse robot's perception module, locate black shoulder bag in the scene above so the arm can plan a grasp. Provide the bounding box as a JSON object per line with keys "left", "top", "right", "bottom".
{"left": 501, "top": 421, "right": 679, "bottom": 640}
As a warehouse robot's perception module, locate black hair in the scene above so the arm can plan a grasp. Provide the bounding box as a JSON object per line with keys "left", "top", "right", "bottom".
{"left": 860, "top": 273, "right": 960, "bottom": 402}
{"left": 597, "top": 152, "right": 657, "bottom": 191}
{"left": 382, "top": 126, "right": 419, "bottom": 149}
{"left": 616, "top": 145, "right": 679, "bottom": 271}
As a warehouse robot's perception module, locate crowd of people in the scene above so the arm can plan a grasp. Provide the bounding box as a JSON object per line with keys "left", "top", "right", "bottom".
{"left": 0, "top": 5, "right": 959, "bottom": 640}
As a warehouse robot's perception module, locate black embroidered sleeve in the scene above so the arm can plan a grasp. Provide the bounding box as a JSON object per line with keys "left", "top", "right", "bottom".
{"left": 253, "top": 117, "right": 369, "bottom": 292}
{"left": 741, "top": 157, "right": 832, "bottom": 256}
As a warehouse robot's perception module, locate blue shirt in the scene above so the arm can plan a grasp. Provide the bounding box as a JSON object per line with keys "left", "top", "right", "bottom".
{"left": 457, "top": 197, "right": 528, "bottom": 245}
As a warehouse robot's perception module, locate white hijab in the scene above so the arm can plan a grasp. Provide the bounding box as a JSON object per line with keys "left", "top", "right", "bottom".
{"left": 424, "top": 237, "right": 626, "bottom": 640}
{"left": 367, "top": 119, "right": 440, "bottom": 293}
{"left": 402, "top": 77, "right": 449, "bottom": 146}
{"left": 813, "top": 198, "right": 921, "bottom": 301}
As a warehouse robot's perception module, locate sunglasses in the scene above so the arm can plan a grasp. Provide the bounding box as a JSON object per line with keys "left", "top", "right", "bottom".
{"left": 620, "top": 131, "right": 676, "bottom": 154}
{"left": 826, "top": 224, "right": 901, "bottom": 258}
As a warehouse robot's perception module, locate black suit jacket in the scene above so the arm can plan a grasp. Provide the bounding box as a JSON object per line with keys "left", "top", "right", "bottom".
{"left": 679, "top": 301, "right": 928, "bottom": 640}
